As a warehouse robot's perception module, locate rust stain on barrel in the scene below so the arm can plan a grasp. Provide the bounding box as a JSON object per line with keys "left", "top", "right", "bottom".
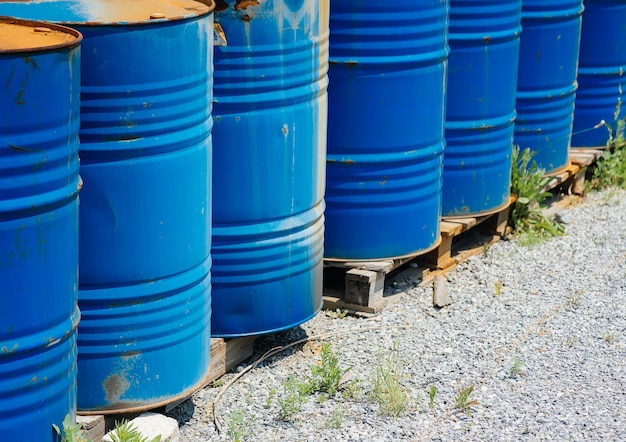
{"left": 235, "top": 0, "right": 260, "bottom": 10}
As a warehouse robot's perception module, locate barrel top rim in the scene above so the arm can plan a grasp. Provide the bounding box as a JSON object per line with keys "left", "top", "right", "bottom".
{"left": 0, "top": 17, "right": 82, "bottom": 53}
{"left": 0, "top": 0, "right": 215, "bottom": 26}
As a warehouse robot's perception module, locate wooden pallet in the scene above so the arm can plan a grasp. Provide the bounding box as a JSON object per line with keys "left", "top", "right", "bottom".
{"left": 323, "top": 197, "right": 514, "bottom": 314}
{"left": 545, "top": 147, "right": 605, "bottom": 194}
{"left": 422, "top": 197, "right": 514, "bottom": 271}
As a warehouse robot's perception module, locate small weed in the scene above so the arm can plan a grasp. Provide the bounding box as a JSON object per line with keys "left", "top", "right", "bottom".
{"left": 589, "top": 102, "right": 626, "bottom": 190}
{"left": 109, "top": 419, "right": 161, "bottom": 442}
{"left": 341, "top": 378, "right": 364, "bottom": 401}
{"left": 226, "top": 410, "right": 254, "bottom": 442}
{"left": 326, "top": 309, "right": 348, "bottom": 319}
{"left": 428, "top": 386, "right": 437, "bottom": 410}
{"left": 211, "top": 379, "right": 224, "bottom": 388}
{"left": 53, "top": 414, "right": 89, "bottom": 442}
{"left": 510, "top": 146, "right": 565, "bottom": 245}
{"left": 566, "top": 335, "right": 578, "bottom": 348}
{"left": 265, "top": 387, "right": 277, "bottom": 408}
{"left": 567, "top": 289, "right": 584, "bottom": 308}
{"left": 509, "top": 357, "right": 524, "bottom": 378}
{"left": 325, "top": 405, "right": 347, "bottom": 430}
{"left": 276, "top": 344, "right": 352, "bottom": 421}
{"left": 482, "top": 242, "right": 491, "bottom": 255}
{"left": 494, "top": 281, "right": 503, "bottom": 296}
{"left": 454, "top": 384, "right": 479, "bottom": 413}
{"left": 278, "top": 376, "right": 308, "bottom": 421}
{"left": 603, "top": 333, "right": 619, "bottom": 343}
{"left": 307, "top": 342, "right": 350, "bottom": 396}
{"left": 370, "top": 340, "right": 411, "bottom": 417}
{"left": 601, "top": 188, "right": 620, "bottom": 205}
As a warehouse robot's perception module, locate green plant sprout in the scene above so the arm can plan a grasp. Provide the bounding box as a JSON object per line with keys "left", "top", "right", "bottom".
{"left": 510, "top": 146, "right": 565, "bottom": 245}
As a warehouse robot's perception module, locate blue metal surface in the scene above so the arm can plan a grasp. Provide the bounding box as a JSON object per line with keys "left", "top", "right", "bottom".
{"left": 572, "top": 0, "right": 626, "bottom": 147}
{"left": 211, "top": 0, "right": 327, "bottom": 337}
{"left": 324, "top": 1, "right": 447, "bottom": 259}
{"left": 444, "top": 0, "right": 521, "bottom": 217}
{"left": 514, "top": 0, "right": 583, "bottom": 172}
{"left": 1, "top": 0, "right": 215, "bottom": 412}
{"left": 0, "top": 18, "right": 81, "bottom": 440}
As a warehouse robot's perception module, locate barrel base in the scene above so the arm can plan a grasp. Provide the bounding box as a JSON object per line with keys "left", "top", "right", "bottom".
{"left": 77, "top": 366, "right": 212, "bottom": 415}
{"left": 324, "top": 236, "right": 442, "bottom": 263}
{"left": 211, "top": 263, "right": 324, "bottom": 338}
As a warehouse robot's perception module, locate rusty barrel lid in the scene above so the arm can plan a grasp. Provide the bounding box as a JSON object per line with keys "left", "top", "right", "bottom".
{"left": 0, "top": 0, "right": 214, "bottom": 26}
{"left": 0, "top": 17, "right": 82, "bottom": 52}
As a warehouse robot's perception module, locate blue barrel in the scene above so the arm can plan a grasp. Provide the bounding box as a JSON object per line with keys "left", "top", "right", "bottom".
{"left": 444, "top": 0, "right": 521, "bottom": 217}
{"left": 514, "top": 0, "right": 583, "bottom": 172}
{"left": 325, "top": 1, "right": 447, "bottom": 259}
{"left": 1, "top": 0, "right": 215, "bottom": 412}
{"left": 0, "top": 18, "right": 81, "bottom": 440}
{"left": 572, "top": 0, "right": 626, "bottom": 147}
{"left": 211, "top": 0, "right": 327, "bottom": 337}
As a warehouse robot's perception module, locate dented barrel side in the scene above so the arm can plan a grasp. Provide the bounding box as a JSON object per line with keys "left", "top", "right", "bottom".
{"left": 210, "top": 0, "right": 328, "bottom": 337}
{"left": 444, "top": 0, "right": 521, "bottom": 217}
{"left": 325, "top": 0, "right": 448, "bottom": 259}
{"left": 514, "top": 0, "right": 583, "bottom": 172}
{"left": 572, "top": 0, "right": 626, "bottom": 147}
{"left": 0, "top": 18, "right": 81, "bottom": 440}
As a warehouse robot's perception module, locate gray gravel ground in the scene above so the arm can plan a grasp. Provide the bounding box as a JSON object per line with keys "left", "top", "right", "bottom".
{"left": 166, "top": 187, "right": 626, "bottom": 441}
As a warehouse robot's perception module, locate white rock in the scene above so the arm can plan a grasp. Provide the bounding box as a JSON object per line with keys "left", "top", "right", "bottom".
{"left": 103, "top": 412, "right": 179, "bottom": 442}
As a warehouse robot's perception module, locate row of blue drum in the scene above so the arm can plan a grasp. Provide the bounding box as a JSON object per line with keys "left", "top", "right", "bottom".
{"left": 1, "top": 0, "right": 624, "bottom": 440}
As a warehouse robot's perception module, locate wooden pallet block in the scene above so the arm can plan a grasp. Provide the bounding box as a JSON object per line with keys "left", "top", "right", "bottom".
{"left": 420, "top": 196, "right": 514, "bottom": 271}
{"left": 545, "top": 148, "right": 605, "bottom": 195}
{"left": 323, "top": 259, "right": 396, "bottom": 314}
{"left": 569, "top": 147, "right": 606, "bottom": 195}
{"left": 204, "top": 336, "right": 256, "bottom": 385}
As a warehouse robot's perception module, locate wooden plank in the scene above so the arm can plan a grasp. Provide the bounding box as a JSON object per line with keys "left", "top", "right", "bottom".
{"left": 446, "top": 217, "right": 477, "bottom": 231}
{"left": 225, "top": 336, "right": 256, "bottom": 370}
{"left": 322, "top": 295, "right": 388, "bottom": 315}
{"left": 348, "top": 260, "right": 394, "bottom": 273}
{"left": 440, "top": 220, "right": 464, "bottom": 236}
{"left": 422, "top": 234, "right": 456, "bottom": 270}
{"left": 570, "top": 147, "right": 606, "bottom": 158}
{"left": 569, "top": 152, "right": 597, "bottom": 167}
{"left": 209, "top": 338, "right": 227, "bottom": 382}
{"left": 476, "top": 201, "right": 513, "bottom": 236}
{"left": 545, "top": 163, "right": 580, "bottom": 190}
{"left": 572, "top": 169, "right": 587, "bottom": 195}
